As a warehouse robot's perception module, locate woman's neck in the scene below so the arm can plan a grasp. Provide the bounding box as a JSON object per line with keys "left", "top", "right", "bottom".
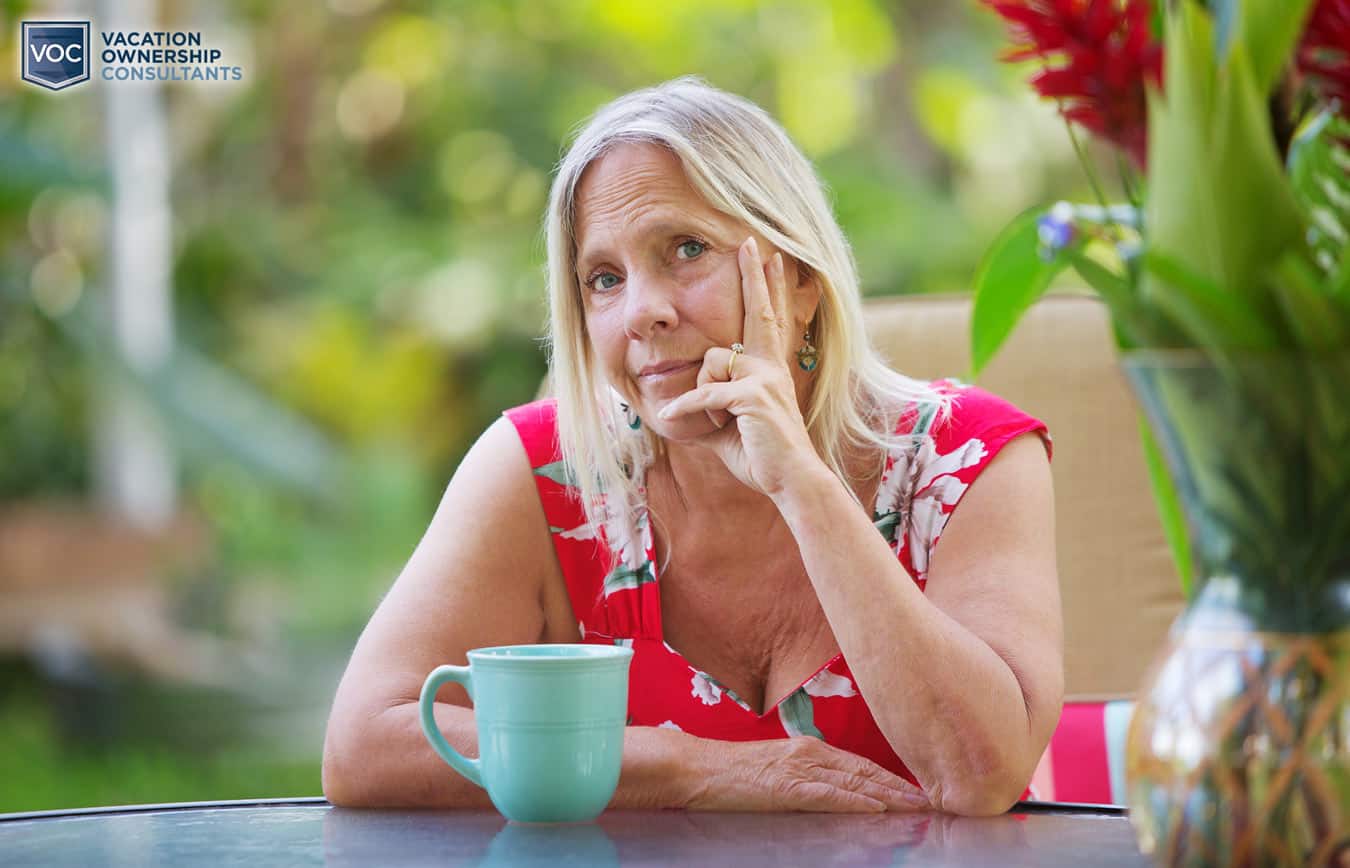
{"left": 648, "top": 439, "right": 776, "bottom": 518}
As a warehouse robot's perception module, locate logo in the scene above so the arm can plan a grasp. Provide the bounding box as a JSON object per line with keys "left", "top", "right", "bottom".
{"left": 21, "top": 21, "right": 91, "bottom": 91}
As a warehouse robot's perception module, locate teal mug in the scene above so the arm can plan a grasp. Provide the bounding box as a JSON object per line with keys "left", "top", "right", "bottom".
{"left": 419, "top": 644, "right": 634, "bottom": 823}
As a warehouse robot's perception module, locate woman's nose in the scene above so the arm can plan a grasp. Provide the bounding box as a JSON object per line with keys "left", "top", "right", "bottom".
{"left": 622, "top": 271, "right": 679, "bottom": 338}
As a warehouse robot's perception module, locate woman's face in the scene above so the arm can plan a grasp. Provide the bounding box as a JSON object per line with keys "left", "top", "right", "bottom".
{"left": 572, "top": 142, "right": 814, "bottom": 441}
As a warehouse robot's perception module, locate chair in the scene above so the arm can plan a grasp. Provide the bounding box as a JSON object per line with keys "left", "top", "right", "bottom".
{"left": 864, "top": 291, "right": 1185, "bottom": 804}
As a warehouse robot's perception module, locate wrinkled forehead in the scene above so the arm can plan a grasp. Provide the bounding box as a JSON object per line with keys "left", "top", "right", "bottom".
{"left": 571, "top": 142, "right": 733, "bottom": 261}
{"left": 573, "top": 142, "right": 691, "bottom": 217}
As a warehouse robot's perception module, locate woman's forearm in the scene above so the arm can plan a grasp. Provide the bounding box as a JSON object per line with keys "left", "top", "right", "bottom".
{"left": 322, "top": 700, "right": 491, "bottom": 808}
{"left": 322, "top": 700, "right": 699, "bottom": 809}
{"left": 770, "top": 465, "right": 1036, "bottom": 815}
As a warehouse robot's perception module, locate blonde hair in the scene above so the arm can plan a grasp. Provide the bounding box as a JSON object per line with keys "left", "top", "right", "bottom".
{"left": 543, "top": 76, "right": 952, "bottom": 571}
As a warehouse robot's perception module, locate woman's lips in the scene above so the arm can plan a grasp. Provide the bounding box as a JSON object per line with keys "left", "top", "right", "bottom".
{"left": 638, "top": 361, "right": 700, "bottom": 398}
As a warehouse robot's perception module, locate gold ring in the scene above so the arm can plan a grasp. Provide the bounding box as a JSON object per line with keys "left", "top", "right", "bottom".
{"left": 727, "top": 342, "right": 744, "bottom": 379}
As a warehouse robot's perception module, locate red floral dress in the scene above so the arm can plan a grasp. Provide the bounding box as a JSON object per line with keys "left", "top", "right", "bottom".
{"left": 504, "top": 379, "right": 1052, "bottom": 790}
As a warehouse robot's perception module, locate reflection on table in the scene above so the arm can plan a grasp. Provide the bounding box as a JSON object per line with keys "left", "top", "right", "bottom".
{"left": 0, "top": 799, "right": 1150, "bottom": 867}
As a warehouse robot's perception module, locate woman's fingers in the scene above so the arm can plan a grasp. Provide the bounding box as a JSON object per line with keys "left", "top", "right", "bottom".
{"left": 658, "top": 381, "right": 740, "bottom": 422}
{"left": 738, "top": 237, "right": 785, "bottom": 357}
{"left": 659, "top": 347, "right": 736, "bottom": 430}
{"left": 784, "top": 781, "right": 886, "bottom": 814}
{"left": 768, "top": 251, "right": 791, "bottom": 344}
{"left": 687, "top": 737, "right": 932, "bottom": 815}
{"left": 788, "top": 738, "right": 932, "bottom": 811}
{"left": 812, "top": 768, "right": 931, "bottom": 813}
{"left": 695, "top": 347, "right": 734, "bottom": 429}
{"left": 700, "top": 346, "right": 743, "bottom": 382}
{"left": 848, "top": 759, "right": 929, "bottom": 802}
{"left": 834, "top": 752, "right": 931, "bottom": 808}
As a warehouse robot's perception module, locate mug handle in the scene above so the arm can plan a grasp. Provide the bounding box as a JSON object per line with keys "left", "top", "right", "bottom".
{"left": 419, "top": 664, "right": 484, "bottom": 789}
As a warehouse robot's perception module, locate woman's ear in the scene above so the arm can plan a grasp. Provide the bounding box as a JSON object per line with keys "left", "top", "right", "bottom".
{"left": 790, "top": 259, "right": 822, "bottom": 328}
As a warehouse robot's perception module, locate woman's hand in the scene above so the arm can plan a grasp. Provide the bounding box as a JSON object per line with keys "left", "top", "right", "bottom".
{"left": 656, "top": 237, "right": 824, "bottom": 499}
{"left": 683, "top": 735, "right": 933, "bottom": 813}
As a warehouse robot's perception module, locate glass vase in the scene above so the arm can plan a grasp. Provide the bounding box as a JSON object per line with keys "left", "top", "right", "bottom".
{"left": 1121, "top": 350, "right": 1350, "bottom": 867}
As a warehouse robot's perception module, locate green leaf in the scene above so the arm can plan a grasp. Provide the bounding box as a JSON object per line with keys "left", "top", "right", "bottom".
{"left": 969, "top": 207, "right": 1071, "bottom": 378}
{"left": 1288, "top": 111, "right": 1350, "bottom": 291}
{"left": 534, "top": 460, "right": 579, "bottom": 488}
{"left": 872, "top": 511, "right": 901, "bottom": 545}
{"left": 1228, "top": 0, "right": 1316, "bottom": 96}
{"left": 1138, "top": 413, "right": 1194, "bottom": 598}
{"left": 1064, "top": 248, "right": 1145, "bottom": 349}
{"left": 1141, "top": 248, "right": 1281, "bottom": 353}
{"left": 602, "top": 561, "right": 655, "bottom": 597}
{"left": 1145, "top": 3, "right": 1303, "bottom": 327}
{"left": 777, "top": 689, "right": 824, "bottom": 740}
{"left": 1270, "top": 252, "right": 1350, "bottom": 351}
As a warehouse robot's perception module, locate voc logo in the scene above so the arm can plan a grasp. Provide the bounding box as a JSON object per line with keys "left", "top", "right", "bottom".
{"left": 21, "top": 21, "right": 91, "bottom": 91}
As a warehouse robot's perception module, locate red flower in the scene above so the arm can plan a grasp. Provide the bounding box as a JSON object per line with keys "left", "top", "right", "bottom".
{"left": 984, "top": 0, "right": 1162, "bottom": 168}
{"left": 1298, "top": 0, "right": 1350, "bottom": 111}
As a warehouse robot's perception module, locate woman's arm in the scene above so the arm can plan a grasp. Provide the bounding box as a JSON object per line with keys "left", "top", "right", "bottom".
{"left": 771, "top": 432, "right": 1063, "bottom": 817}
{"left": 321, "top": 416, "right": 707, "bottom": 809}
{"left": 321, "top": 415, "right": 926, "bottom": 813}
{"left": 320, "top": 414, "right": 560, "bottom": 807}
{"left": 326, "top": 699, "right": 926, "bottom": 812}
{"left": 324, "top": 695, "right": 691, "bottom": 809}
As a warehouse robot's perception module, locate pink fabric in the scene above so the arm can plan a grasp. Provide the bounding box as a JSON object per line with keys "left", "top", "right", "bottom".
{"left": 1049, "top": 703, "right": 1112, "bottom": 803}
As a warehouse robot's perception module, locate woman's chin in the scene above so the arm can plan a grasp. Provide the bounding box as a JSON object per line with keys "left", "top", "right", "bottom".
{"left": 650, "top": 412, "right": 722, "bottom": 441}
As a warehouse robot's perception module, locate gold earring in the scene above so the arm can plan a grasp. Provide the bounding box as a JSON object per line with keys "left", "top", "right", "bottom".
{"left": 796, "top": 330, "right": 818, "bottom": 372}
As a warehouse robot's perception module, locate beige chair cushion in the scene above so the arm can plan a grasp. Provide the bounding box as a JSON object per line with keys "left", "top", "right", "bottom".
{"left": 864, "top": 292, "right": 1183, "bottom": 700}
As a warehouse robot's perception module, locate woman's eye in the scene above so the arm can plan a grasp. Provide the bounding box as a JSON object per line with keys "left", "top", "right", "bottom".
{"left": 589, "top": 273, "right": 620, "bottom": 292}
{"left": 676, "top": 240, "right": 706, "bottom": 260}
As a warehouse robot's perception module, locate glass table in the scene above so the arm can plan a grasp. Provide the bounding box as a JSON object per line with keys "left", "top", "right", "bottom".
{"left": 1, "top": 797, "right": 1152, "bottom": 866}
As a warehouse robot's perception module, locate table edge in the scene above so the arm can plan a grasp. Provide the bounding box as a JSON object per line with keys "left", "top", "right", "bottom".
{"left": 0, "top": 798, "right": 1125, "bottom": 824}
{"left": 0, "top": 796, "right": 332, "bottom": 823}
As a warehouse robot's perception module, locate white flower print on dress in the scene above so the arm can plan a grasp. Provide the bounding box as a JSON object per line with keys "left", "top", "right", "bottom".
{"left": 907, "top": 436, "right": 987, "bottom": 577}
{"left": 559, "top": 489, "right": 656, "bottom": 597}
{"left": 874, "top": 432, "right": 988, "bottom": 581}
{"left": 874, "top": 455, "right": 906, "bottom": 521}
{"left": 691, "top": 671, "right": 724, "bottom": 706}
{"left": 558, "top": 522, "right": 598, "bottom": 542}
{"left": 686, "top": 668, "right": 753, "bottom": 711}
{"left": 658, "top": 720, "right": 683, "bottom": 731}
{"left": 802, "top": 669, "right": 858, "bottom": 699}
{"left": 558, "top": 495, "right": 645, "bottom": 562}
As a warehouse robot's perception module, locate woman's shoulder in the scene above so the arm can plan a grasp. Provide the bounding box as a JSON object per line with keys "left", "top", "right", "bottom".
{"left": 503, "top": 396, "right": 558, "bottom": 429}
{"left": 898, "top": 378, "right": 1052, "bottom": 461}
{"left": 502, "top": 397, "right": 563, "bottom": 470}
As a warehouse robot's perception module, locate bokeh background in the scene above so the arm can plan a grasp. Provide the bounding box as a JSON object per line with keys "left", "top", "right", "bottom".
{"left": 0, "top": 0, "right": 1092, "bottom": 811}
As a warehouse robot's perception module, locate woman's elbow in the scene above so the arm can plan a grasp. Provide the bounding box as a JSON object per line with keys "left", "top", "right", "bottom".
{"left": 937, "top": 777, "right": 1024, "bottom": 817}
{"left": 322, "top": 734, "right": 370, "bottom": 807}
{"left": 321, "top": 710, "right": 389, "bottom": 808}
{"left": 322, "top": 762, "right": 356, "bottom": 807}
{"left": 936, "top": 673, "right": 1059, "bottom": 816}
{"left": 928, "top": 739, "right": 1034, "bottom": 817}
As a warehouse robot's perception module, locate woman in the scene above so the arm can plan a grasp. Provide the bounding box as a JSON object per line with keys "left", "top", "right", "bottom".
{"left": 322, "top": 77, "right": 1062, "bottom": 817}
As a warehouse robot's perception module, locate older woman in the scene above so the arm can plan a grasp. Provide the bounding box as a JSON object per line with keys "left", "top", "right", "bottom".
{"left": 322, "top": 77, "right": 1061, "bottom": 817}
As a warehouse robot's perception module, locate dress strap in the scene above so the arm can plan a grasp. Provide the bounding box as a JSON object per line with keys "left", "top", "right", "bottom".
{"left": 502, "top": 399, "right": 609, "bottom": 632}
